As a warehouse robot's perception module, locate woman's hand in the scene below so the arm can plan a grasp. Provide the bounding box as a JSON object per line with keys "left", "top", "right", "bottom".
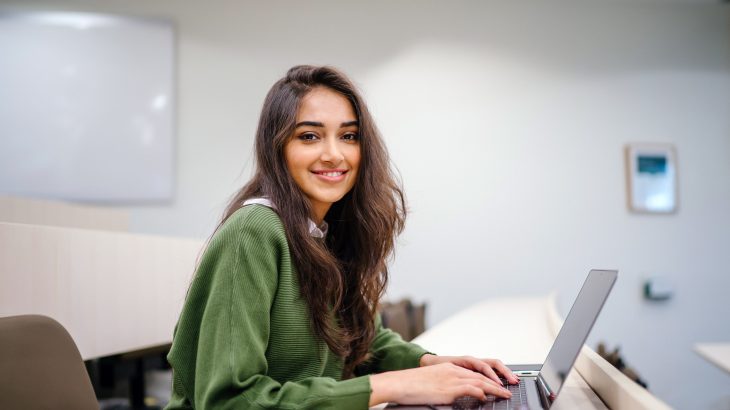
{"left": 368, "top": 362, "right": 512, "bottom": 406}
{"left": 419, "top": 354, "right": 520, "bottom": 386}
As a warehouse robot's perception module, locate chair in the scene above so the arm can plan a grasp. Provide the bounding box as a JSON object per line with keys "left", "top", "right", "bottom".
{"left": 0, "top": 315, "right": 98, "bottom": 410}
{"left": 379, "top": 299, "right": 427, "bottom": 341}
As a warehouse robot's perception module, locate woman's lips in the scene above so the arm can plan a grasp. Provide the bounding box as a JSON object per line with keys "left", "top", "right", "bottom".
{"left": 311, "top": 169, "right": 348, "bottom": 182}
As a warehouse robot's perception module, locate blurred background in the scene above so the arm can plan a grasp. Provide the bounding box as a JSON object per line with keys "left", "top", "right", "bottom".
{"left": 1, "top": 1, "right": 729, "bottom": 409}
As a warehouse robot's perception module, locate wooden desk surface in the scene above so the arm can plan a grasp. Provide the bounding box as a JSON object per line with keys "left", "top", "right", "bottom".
{"left": 397, "top": 296, "right": 671, "bottom": 410}
{"left": 371, "top": 296, "right": 608, "bottom": 409}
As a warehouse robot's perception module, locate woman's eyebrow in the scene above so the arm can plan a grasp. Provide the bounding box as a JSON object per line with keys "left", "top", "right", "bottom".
{"left": 295, "top": 120, "right": 359, "bottom": 128}
{"left": 295, "top": 121, "right": 324, "bottom": 128}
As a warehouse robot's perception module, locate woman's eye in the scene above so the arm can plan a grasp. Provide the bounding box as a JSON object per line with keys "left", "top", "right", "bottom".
{"left": 299, "top": 133, "right": 318, "bottom": 141}
{"left": 342, "top": 133, "right": 359, "bottom": 141}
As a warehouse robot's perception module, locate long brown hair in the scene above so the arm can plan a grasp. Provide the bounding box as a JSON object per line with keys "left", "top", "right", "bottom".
{"left": 219, "top": 65, "right": 405, "bottom": 377}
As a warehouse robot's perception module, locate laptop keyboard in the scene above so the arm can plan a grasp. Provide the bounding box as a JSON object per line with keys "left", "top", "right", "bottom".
{"left": 452, "top": 378, "right": 528, "bottom": 410}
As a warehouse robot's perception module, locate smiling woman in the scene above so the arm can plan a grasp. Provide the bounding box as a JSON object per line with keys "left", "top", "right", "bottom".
{"left": 165, "top": 65, "right": 516, "bottom": 410}
{"left": 285, "top": 87, "right": 361, "bottom": 224}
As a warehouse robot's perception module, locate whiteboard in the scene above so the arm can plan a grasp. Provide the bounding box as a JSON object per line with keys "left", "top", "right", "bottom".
{"left": 0, "top": 12, "right": 175, "bottom": 202}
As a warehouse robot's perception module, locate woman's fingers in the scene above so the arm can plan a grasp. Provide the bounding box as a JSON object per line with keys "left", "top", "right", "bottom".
{"left": 474, "top": 359, "right": 503, "bottom": 386}
{"left": 379, "top": 362, "right": 513, "bottom": 406}
{"left": 484, "top": 358, "right": 520, "bottom": 384}
{"left": 458, "top": 385, "right": 487, "bottom": 401}
{"left": 456, "top": 356, "right": 503, "bottom": 386}
{"left": 427, "top": 355, "right": 520, "bottom": 386}
{"left": 451, "top": 364, "right": 511, "bottom": 399}
{"left": 465, "top": 377, "right": 512, "bottom": 399}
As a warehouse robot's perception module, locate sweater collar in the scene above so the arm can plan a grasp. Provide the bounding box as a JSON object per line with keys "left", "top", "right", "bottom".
{"left": 241, "top": 197, "right": 328, "bottom": 238}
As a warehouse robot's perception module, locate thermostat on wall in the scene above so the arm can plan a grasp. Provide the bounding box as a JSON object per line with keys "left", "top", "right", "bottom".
{"left": 625, "top": 144, "right": 678, "bottom": 214}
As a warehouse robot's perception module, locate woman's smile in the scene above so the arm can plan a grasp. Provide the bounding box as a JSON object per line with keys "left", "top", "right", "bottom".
{"left": 311, "top": 169, "right": 349, "bottom": 181}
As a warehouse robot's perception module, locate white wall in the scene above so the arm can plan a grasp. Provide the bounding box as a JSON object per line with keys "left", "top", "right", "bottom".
{"left": 2, "top": 0, "right": 729, "bottom": 408}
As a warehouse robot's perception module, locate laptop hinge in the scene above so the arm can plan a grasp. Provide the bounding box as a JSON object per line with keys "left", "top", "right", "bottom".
{"left": 536, "top": 374, "right": 556, "bottom": 408}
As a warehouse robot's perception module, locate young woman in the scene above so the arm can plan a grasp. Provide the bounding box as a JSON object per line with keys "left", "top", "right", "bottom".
{"left": 166, "top": 65, "right": 517, "bottom": 409}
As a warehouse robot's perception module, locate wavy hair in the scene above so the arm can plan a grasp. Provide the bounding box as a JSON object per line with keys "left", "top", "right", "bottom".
{"left": 219, "top": 65, "right": 405, "bottom": 377}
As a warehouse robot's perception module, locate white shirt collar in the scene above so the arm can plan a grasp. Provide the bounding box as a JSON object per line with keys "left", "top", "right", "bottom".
{"left": 242, "top": 197, "right": 328, "bottom": 238}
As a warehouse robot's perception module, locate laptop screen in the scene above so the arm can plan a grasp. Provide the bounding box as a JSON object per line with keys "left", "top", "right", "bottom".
{"left": 539, "top": 269, "right": 617, "bottom": 399}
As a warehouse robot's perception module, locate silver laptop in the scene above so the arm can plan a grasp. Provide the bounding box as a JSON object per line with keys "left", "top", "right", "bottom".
{"left": 389, "top": 269, "right": 617, "bottom": 410}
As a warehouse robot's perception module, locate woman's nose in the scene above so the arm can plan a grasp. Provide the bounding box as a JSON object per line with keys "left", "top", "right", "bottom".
{"left": 320, "top": 137, "right": 344, "bottom": 164}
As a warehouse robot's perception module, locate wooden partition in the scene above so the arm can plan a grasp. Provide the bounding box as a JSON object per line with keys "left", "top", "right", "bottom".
{"left": 0, "top": 196, "right": 129, "bottom": 231}
{"left": 0, "top": 222, "right": 202, "bottom": 360}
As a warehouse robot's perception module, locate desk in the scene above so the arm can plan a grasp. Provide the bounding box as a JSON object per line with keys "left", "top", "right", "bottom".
{"left": 405, "top": 296, "right": 606, "bottom": 409}
{"left": 694, "top": 343, "right": 730, "bottom": 374}
{"left": 373, "top": 296, "right": 671, "bottom": 410}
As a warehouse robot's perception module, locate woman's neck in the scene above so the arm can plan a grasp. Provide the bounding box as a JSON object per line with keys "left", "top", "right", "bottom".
{"left": 310, "top": 201, "right": 331, "bottom": 226}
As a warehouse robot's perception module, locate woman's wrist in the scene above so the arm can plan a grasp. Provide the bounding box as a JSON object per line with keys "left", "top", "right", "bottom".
{"left": 370, "top": 354, "right": 440, "bottom": 406}
{"left": 419, "top": 353, "right": 438, "bottom": 367}
{"left": 369, "top": 372, "right": 397, "bottom": 406}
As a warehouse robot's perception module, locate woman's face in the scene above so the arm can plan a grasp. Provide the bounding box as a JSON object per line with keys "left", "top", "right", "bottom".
{"left": 285, "top": 87, "right": 361, "bottom": 223}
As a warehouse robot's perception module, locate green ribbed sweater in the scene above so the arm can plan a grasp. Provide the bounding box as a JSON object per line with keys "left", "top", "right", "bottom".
{"left": 166, "top": 205, "right": 428, "bottom": 409}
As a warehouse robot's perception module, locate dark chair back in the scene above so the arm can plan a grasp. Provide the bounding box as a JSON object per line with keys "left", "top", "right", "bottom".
{"left": 379, "top": 299, "right": 427, "bottom": 341}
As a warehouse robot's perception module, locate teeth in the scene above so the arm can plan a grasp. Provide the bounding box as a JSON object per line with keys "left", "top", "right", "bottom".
{"left": 321, "top": 172, "right": 343, "bottom": 177}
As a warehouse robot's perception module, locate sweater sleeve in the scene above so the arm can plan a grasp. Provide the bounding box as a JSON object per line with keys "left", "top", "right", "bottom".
{"left": 357, "top": 314, "right": 431, "bottom": 375}
{"left": 166, "top": 207, "right": 371, "bottom": 410}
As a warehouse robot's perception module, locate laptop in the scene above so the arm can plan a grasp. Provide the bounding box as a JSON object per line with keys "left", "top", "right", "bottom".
{"left": 389, "top": 269, "right": 617, "bottom": 410}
